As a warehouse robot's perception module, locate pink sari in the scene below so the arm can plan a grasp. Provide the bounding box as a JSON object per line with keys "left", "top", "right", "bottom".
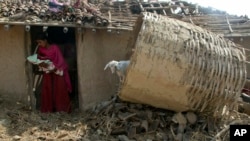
{"left": 38, "top": 44, "right": 72, "bottom": 113}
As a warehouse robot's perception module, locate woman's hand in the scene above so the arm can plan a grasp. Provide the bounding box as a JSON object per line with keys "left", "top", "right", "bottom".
{"left": 37, "top": 55, "right": 48, "bottom": 60}
{"left": 39, "top": 62, "right": 49, "bottom": 68}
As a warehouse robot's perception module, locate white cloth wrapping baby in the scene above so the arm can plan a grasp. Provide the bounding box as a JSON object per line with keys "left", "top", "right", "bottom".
{"left": 27, "top": 54, "right": 63, "bottom": 76}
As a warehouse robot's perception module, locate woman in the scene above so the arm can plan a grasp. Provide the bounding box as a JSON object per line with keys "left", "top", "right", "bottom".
{"left": 36, "top": 33, "right": 72, "bottom": 113}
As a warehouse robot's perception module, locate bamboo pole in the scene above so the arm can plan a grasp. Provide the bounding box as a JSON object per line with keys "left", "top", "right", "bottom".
{"left": 224, "top": 33, "right": 250, "bottom": 37}
{"left": 24, "top": 27, "right": 36, "bottom": 110}
{"left": 182, "top": 19, "right": 248, "bottom": 25}
{"left": 226, "top": 14, "right": 233, "bottom": 33}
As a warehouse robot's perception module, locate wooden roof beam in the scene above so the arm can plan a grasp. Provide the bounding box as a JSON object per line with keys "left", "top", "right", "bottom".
{"left": 0, "top": 21, "right": 134, "bottom": 30}
{"left": 224, "top": 33, "right": 250, "bottom": 37}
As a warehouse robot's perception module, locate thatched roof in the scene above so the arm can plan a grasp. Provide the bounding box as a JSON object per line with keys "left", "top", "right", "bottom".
{"left": 0, "top": 0, "right": 249, "bottom": 37}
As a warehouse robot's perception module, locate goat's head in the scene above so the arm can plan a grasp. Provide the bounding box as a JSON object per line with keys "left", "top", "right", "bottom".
{"left": 104, "top": 60, "right": 119, "bottom": 73}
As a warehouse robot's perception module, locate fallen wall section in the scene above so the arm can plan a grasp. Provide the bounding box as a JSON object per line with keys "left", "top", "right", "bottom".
{"left": 119, "top": 12, "right": 246, "bottom": 116}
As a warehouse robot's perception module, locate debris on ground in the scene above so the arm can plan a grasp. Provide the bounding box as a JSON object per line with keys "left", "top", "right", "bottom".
{"left": 0, "top": 95, "right": 250, "bottom": 141}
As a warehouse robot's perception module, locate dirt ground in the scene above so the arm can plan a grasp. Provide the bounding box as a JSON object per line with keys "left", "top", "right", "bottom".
{"left": 0, "top": 95, "right": 250, "bottom": 141}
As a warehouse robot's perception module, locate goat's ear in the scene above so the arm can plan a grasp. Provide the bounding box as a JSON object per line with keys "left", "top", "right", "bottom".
{"left": 104, "top": 63, "right": 109, "bottom": 70}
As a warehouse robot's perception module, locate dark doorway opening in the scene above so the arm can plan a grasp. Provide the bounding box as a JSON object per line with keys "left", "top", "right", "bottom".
{"left": 30, "top": 26, "right": 78, "bottom": 111}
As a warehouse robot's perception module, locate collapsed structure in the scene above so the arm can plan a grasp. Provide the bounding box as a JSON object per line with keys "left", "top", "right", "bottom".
{"left": 119, "top": 12, "right": 247, "bottom": 116}
{"left": 0, "top": 0, "right": 249, "bottom": 115}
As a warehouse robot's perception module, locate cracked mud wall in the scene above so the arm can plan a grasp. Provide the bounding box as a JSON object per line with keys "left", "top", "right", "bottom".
{"left": 119, "top": 13, "right": 246, "bottom": 115}
{"left": 0, "top": 25, "right": 27, "bottom": 102}
{"left": 76, "top": 29, "right": 134, "bottom": 111}
{"left": 232, "top": 37, "right": 250, "bottom": 92}
{"left": 230, "top": 37, "right": 250, "bottom": 78}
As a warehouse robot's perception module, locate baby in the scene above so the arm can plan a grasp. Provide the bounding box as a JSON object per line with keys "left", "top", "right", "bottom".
{"left": 27, "top": 54, "right": 63, "bottom": 76}
{"left": 39, "top": 62, "right": 63, "bottom": 76}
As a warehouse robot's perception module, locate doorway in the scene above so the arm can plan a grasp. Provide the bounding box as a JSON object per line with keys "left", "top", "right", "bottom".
{"left": 30, "top": 26, "right": 79, "bottom": 110}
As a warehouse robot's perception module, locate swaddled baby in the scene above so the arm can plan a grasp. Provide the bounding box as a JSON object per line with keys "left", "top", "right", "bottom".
{"left": 27, "top": 54, "right": 63, "bottom": 76}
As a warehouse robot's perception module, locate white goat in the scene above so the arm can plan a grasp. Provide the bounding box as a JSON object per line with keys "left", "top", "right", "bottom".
{"left": 104, "top": 60, "right": 130, "bottom": 82}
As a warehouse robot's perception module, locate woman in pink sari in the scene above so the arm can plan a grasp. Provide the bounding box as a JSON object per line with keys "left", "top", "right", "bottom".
{"left": 36, "top": 33, "right": 72, "bottom": 113}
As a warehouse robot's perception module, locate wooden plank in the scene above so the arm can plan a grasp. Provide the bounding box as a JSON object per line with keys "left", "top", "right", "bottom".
{"left": 224, "top": 33, "right": 250, "bottom": 37}
{"left": 0, "top": 21, "right": 134, "bottom": 30}
{"left": 199, "top": 24, "right": 250, "bottom": 29}
{"left": 138, "top": 2, "right": 145, "bottom": 12}
{"left": 24, "top": 29, "right": 36, "bottom": 110}
{"left": 158, "top": 2, "right": 167, "bottom": 16}
{"left": 149, "top": 3, "right": 157, "bottom": 14}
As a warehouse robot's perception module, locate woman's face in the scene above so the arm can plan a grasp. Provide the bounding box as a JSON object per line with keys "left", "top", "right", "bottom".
{"left": 36, "top": 40, "right": 47, "bottom": 47}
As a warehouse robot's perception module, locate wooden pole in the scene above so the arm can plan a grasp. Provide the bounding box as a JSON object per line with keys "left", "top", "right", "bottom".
{"left": 24, "top": 26, "right": 36, "bottom": 110}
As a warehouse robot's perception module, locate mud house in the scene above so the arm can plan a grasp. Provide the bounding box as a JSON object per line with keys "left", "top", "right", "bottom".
{"left": 0, "top": 0, "right": 249, "bottom": 112}
{"left": 0, "top": 0, "right": 139, "bottom": 111}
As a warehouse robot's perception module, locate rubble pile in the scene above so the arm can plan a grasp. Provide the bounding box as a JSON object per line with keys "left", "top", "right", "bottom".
{"left": 1, "top": 95, "right": 250, "bottom": 141}
{"left": 84, "top": 96, "right": 250, "bottom": 141}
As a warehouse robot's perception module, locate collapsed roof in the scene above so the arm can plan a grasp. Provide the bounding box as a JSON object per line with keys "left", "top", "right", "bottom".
{"left": 0, "top": 0, "right": 249, "bottom": 37}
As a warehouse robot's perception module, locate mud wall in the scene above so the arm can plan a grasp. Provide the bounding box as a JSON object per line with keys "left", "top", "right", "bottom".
{"left": 0, "top": 25, "right": 28, "bottom": 102}
{"left": 229, "top": 37, "right": 250, "bottom": 78}
{"left": 231, "top": 37, "right": 250, "bottom": 92}
{"left": 76, "top": 29, "right": 134, "bottom": 111}
{"left": 119, "top": 12, "right": 246, "bottom": 115}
